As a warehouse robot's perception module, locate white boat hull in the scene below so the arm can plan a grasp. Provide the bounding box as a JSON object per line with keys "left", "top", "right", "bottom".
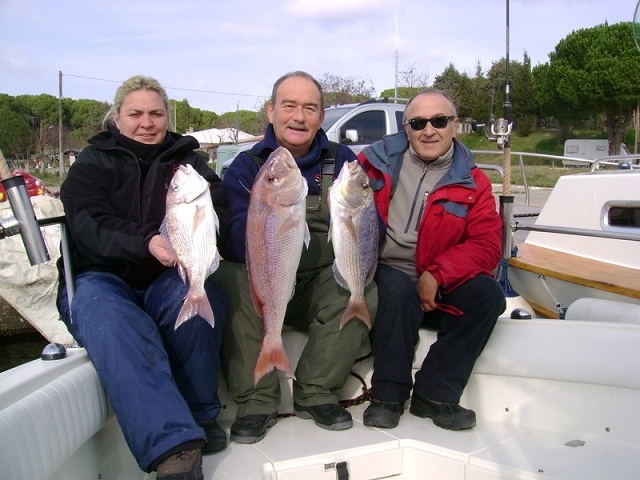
{"left": 3, "top": 301, "right": 640, "bottom": 480}
{"left": 507, "top": 169, "right": 640, "bottom": 317}
{"left": 2, "top": 164, "right": 640, "bottom": 479}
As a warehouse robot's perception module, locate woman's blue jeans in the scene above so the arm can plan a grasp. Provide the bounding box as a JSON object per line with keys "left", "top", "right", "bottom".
{"left": 57, "top": 268, "right": 226, "bottom": 471}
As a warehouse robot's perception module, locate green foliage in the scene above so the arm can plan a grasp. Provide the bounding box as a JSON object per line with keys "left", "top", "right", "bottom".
{"left": 464, "top": 62, "right": 492, "bottom": 123}
{"left": 379, "top": 86, "right": 420, "bottom": 101}
{"left": 216, "top": 109, "right": 266, "bottom": 136}
{"left": 0, "top": 106, "right": 33, "bottom": 157}
{"left": 172, "top": 98, "right": 220, "bottom": 133}
{"left": 534, "top": 22, "right": 640, "bottom": 154}
{"left": 66, "top": 98, "right": 108, "bottom": 148}
{"left": 433, "top": 63, "right": 467, "bottom": 107}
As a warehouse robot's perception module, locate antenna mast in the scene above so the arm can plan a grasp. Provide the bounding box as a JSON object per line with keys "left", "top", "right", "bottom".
{"left": 394, "top": 12, "right": 398, "bottom": 102}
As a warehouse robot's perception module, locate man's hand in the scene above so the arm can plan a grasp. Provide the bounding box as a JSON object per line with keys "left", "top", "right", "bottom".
{"left": 148, "top": 235, "right": 178, "bottom": 267}
{"left": 417, "top": 271, "right": 439, "bottom": 312}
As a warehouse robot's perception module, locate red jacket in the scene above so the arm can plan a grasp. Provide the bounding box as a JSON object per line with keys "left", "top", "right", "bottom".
{"left": 358, "top": 133, "right": 502, "bottom": 293}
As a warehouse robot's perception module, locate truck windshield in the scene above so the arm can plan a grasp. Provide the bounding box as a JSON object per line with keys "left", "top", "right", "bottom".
{"left": 322, "top": 107, "right": 352, "bottom": 131}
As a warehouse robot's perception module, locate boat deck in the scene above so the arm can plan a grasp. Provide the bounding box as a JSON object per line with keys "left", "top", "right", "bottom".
{"left": 4, "top": 316, "right": 640, "bottom": 480}
{"left": 205, "top": 399, "right": 640, "bottom": 480}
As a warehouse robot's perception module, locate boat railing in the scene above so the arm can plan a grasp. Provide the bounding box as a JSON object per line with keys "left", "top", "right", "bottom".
{"left": 472, "top": 149, "right": 640, "bottom": 264}
{"left": 472, "top": 150, "right": 640, "bottom": 207}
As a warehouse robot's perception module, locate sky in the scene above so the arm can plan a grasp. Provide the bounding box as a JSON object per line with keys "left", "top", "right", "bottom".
{"left": 0, "top": 0, "right": 637, "bottom": 116}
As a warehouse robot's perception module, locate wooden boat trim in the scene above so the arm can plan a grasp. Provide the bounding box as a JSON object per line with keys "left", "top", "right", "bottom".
{"left": 508, "top": 243, "right": 640, "bottom": 300}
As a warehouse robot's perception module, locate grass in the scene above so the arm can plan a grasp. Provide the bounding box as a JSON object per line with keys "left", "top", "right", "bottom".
{"left": 461, "top": 129, "right": 597, "bottom": 188}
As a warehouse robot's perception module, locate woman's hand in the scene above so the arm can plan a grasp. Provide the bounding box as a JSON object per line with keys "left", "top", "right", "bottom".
{"left": 148, "top": 235, "right": 178, "bottom": 267}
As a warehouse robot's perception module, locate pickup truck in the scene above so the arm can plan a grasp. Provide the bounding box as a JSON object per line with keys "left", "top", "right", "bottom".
{"left": 219, "top": 99, "right": 406, "bottom": 177}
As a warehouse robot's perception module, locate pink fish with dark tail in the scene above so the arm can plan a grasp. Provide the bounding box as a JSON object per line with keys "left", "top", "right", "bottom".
{"left": 246, "top": 147, "right": 310, "bottom": 385}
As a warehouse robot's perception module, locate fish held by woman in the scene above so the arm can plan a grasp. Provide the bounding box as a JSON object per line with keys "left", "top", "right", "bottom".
{"left": 161, "top": 163, "right": 220, "bottom": 330}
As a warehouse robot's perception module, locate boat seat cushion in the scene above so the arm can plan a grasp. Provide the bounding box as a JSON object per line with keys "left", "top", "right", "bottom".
{"left": 564, "top": 297, "right": 640, "bottom": 324}
{"left": 0, "top": 362, "right": 111, "bottom": 480}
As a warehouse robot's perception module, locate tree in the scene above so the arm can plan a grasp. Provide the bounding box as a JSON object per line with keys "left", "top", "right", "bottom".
{"left": 534, "top": 22, "right": 640, "bottom": 154}
{"left": 67, "top": 98, "right": 108, "bottom": 148}
{"left": 510, "top": 52, "right": 536, "bottom": 136}
{"left": 318, "top": 73, "right": 375, "bottom": 106}
{"left": 379, "top": 86, "right": 420, "bottom": 101}
{"left": 432, "top": 64, "right": 470, "bottom": 115}
{"left": 0, "top": 105, "right": 33, "bottom": 160}
{"left": 378, "top": 62, "right": 430, "bottom": 102}
{"left": 216, "top": 109, "right": 264, "bottom": 137}
{"left": 465, "top": 62, "right": 493, "bottom": 123}
{"left": 397, "top": 62, "right": 430, "bottom": 89}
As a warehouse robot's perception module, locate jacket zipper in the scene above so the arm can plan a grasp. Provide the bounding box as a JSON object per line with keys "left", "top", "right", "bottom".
{"left": 404, "top": 163, "right": 428, "bottom": 234}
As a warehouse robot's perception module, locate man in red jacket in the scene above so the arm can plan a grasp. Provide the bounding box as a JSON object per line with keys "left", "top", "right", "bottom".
{"left": 357, "top": 88, "right": 505, "bottom": 430}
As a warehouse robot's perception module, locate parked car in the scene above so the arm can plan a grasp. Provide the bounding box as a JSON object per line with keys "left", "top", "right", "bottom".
{"left": 321, "top": 99, "right": 406, "bottom": 154}
{"left": 219, "top": 99, "right": 406, "bottom": 178}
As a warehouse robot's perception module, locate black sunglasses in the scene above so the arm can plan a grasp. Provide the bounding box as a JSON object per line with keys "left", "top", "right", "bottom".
{"left": 404, "top": 116, "right": 455, "bottom": 131}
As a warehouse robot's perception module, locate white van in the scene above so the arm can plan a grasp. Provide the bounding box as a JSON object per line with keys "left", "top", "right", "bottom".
{"left": 563, "top": 139, "right": 630, "bottom": 167}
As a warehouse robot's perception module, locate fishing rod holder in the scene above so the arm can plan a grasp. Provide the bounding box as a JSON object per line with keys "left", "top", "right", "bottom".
{"left": 491, "top": 118, "right": 513, "bottom": 150}
{"left": 0, "top": 175, "right": 50, "bottom": 265}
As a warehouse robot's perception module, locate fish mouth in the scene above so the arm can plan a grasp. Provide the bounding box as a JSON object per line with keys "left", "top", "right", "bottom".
{"left": 347, "top": 160, "right": 359, "bottom": 173}
{"left": 270, "top": 147, "right": 297, "bottom": 171}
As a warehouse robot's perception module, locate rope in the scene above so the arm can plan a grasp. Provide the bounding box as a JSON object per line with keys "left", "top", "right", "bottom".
{"left": 276, "top": 352, "right": 374, "bottom": 417}
{"left": 537, "top": 275, "right": 567, "bottom": 319}
{"left": 339, "top": 371, "right": 372, "bottom": 408}
{"left": 339, "top": 352, "right": 373, "bottom": 408}
{"left": 497, "top": 256, "right": 519, "bottom": 297}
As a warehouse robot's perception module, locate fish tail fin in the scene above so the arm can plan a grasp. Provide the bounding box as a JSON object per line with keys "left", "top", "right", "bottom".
{"left": 340, "top": 297, "right": 372, "bottom": 330}
{"left": 174, "top": 293, "right": 215, "bottom": 330}
{"left": 253, "top": 341, "right": 294, "bottom": 386}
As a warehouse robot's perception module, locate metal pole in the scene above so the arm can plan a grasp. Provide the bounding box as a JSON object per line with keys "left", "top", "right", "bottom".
{"left": 500, "top": 0, "right": 515, "bottom": 277}
{"left": 503, "top": 0, "right": 512, "bottom": 124}
{"left": 58, "top": 71, "right": 64, "bottom": 178}
{"left": 0, "top": 148, "right": 50, "bottom": 265}
{"left": 635, "top": 99, "right": 639, "bottom": 154}
{"left": 503, "top": 0, "right": 512, "bottom": 196}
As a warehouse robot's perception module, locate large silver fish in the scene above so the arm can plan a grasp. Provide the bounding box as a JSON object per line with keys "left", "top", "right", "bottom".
{"left": 246, "top": 147, "right": 310, "bottom": 385}
{"left": 328, "top": 160, "right": 378, "bottom": 329}
{"left": 162, "top": 163, "right": 220, "bottom": 330}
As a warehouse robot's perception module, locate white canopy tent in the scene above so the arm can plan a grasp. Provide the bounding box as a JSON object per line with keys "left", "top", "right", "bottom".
{"left": 186, "top": 127, "right": 257, "bottom": 148}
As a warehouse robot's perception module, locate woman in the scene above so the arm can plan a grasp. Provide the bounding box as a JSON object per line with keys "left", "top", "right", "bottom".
{"left": 57, "top": 75, "right": 228, "bottom": 480}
